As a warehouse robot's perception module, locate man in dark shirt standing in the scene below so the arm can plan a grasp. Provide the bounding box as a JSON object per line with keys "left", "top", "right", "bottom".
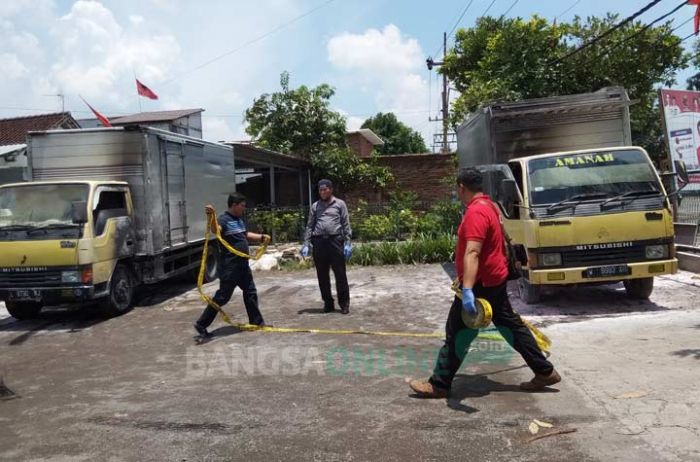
{"left": 194, "top": 192, "right": 270, "bottom": 338}
{"left": 301, "top": 179, "right": 353, "bottom": 314}
{"left": 409, "top": 168, "right": 560, "bottom": 397}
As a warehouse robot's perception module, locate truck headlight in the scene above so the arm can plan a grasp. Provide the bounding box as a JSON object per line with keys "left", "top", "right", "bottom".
{"left": 539, "top": 253, "right": 562, "bottom": 266}
{"left": 645, "top": 245, "right": 668, "bottom": 259}
{"left": 61, "top": 270, "right": 80, "bottom": 283}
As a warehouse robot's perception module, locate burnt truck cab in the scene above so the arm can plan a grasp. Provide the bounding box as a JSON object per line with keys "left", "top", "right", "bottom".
{"left": 0, "top": 180, "right": 135, "bottom": 318}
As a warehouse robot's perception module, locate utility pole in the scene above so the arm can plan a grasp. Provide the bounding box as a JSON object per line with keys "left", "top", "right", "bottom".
{"left": 426, "top": 32, "right": 450, "bottom": 154}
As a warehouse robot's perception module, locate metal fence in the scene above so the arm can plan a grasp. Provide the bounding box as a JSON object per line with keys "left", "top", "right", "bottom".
{"left": 677, "top": 194, "right": 700, "bottom": 225}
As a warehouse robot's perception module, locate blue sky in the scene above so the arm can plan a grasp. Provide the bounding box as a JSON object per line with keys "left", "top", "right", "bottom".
{"left": 1, "top": 0, "right": 698, "bottom": 148}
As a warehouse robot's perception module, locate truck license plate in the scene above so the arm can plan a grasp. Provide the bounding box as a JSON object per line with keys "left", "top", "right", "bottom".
{"left": 9, "top": 289, "right": 41, "bottom": 300}
{"left": 584, "top": 265, "right": 630, "bottom": 278}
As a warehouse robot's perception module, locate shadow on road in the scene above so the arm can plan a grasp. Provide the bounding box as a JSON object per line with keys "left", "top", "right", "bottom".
{"left": 0, "top": 304, "right": 108, "bottom": 346}
{"left": 670, "top": 348, "right": 700, "bottom": 360}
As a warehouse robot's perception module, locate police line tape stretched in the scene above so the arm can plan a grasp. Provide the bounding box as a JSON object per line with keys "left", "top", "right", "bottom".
{"left": 195, "top": 209, "right": 544, "bottom": 347}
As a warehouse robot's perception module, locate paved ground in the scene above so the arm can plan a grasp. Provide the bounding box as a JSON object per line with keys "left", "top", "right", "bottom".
{"left": 1, "top": 265, "right": 699, "bottom": 461}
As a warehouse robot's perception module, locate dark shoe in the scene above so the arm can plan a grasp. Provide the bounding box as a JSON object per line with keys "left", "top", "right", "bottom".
{"left": 520, "top": 369, "right": 561, "bottom": 391}
{"left": 408, "top": 379, "right": 449, "bottom": 399}
{"left": 323, "top": 305, "right": 335, "bottom": 313}
{"left": 340, "top": 306, "right": 349, "bottom": 314}
{"left": 256, "top": 322, "right": 272, "bottom": 328}
{"left": 193, "top": 322, "right": 212, "bottom": 338}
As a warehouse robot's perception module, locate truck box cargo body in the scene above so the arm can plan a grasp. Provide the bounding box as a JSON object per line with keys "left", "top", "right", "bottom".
{"left": 28, "top": 127, "right": 234, "bottom": 256}
{"left": 0, "top": 127, "right": 234, "bottom": 319}
{"left": 457, "top": 86, "right": 632, "bottom": 167}
{"left": 455, "top": 88, "right": 677, "bottom": 303}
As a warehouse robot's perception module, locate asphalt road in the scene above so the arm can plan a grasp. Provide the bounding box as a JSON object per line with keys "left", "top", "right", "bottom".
{"left": 1, "top": 265, "right": 699, "bottom": 461}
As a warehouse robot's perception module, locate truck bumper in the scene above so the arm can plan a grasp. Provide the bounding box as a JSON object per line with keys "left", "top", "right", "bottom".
{"left": 528, "top": 259, "right": 678, "bottom": 285}
{"left": 0, "top": 285, "right": 95, "bottom": 304}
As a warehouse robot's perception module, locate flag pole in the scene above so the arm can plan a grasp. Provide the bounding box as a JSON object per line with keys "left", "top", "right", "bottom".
{"left": 133, "top": 70, "right": 142, "bottom": 113}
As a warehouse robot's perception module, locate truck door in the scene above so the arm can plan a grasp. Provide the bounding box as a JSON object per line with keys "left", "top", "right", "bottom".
{"left": 162, "top": 140, "right": 187, "bottom": 246}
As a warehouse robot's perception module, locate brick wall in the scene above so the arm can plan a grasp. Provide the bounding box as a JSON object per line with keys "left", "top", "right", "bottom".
{"left": 345, "top": 153, "right": 457, "bottom": 206}
{"left": 347, "top": 132, "right": 375, "bottom": 158}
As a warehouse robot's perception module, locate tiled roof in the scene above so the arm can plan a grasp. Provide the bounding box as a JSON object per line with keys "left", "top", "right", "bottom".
{"left": 0, "top": 112, "right": 79, "bottom": 145}
{"left": 110, "top": 108, "right": 204, "bottom": 124}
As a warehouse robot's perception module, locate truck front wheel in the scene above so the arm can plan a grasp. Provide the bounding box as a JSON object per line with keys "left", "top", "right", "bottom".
{"left": 624, "top": 277, "right": 654, "bottom": 300}
{"left": 518, "top": 278, "right": 541, "bottom": 304}
{"left": 5, "top": 301, "right": 43, "bottom": 320}
{"left": 100, "top": 264, "right": 135, "bottom": 317}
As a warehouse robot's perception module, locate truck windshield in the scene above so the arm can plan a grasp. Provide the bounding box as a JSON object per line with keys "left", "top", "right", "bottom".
{"left": 528, "top": 150, "right": 663, "bottom": 213}
{"left": 0, "top": 184, "right": 88, "bottom": 237}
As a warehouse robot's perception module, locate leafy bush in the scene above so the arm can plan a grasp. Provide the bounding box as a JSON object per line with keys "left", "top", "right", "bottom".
{"left": 357, "top": 214, "right": 394, "bottom": 241}
{"left": 350, "top": 233, "right": 456, "bottom": 266}
{"left": 247, "top": 209, "right": 303, "bottom": 242}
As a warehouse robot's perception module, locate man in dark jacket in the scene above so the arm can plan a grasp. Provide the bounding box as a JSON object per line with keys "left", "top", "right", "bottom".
{"left": 194, "top": 192, "right": 270, "bottom": 338}
{"left": 301, "top": 179, "right": 353, "bottom": 314}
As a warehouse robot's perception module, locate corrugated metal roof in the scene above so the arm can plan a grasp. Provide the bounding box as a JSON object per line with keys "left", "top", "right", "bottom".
{"left": 0, "top": 112, "right": 79, "bottom": 145}
{"left": 110, "top": 108, "right": 204, "bottom": 124}
{"left": 347, "top": 128, "right": 385, "bottom": 145}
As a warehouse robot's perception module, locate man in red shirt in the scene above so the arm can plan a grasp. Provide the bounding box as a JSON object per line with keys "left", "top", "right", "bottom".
{"left": 409, "top": 168, "right": 559, "bottom": 398}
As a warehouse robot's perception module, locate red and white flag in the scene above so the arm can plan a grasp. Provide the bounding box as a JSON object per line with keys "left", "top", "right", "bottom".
{"left": 136, "top": 79, "right": 159, "bottom": 100}
{"left": 80, "top": 96, "right": 112, "bottom": 127}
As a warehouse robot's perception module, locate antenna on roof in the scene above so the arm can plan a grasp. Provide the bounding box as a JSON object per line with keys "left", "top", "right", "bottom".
{"left": 42, "top": 92, "right": 65, "bottom": 112}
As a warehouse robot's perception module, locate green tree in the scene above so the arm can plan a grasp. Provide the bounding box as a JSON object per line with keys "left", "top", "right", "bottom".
{"left": 361, "top": 112, "right": 428, "bottom": 154}
{"left": 244, "top": 71, "right": 347, "bottom": 159}
{"left": 443, "top": 15, "right": 688, "bottom": 159}
{"left": 244, "top": 72, "right": 393, "bottom": 192}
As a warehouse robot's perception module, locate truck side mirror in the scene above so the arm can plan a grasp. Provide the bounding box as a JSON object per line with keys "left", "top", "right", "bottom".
{"left": 71, "top": 201, "right": 88, "bottom": 224}
{"left": 675, "top": 159, "right": 689, "bottom": 184}
{"left": 499, "top": 179, "right": 519, "bottom": 217}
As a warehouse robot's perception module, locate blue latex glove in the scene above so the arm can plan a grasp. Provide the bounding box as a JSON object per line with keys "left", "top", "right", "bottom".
{"left": 343, "top": 243, "right": 353, "bottom": 260}
{"left": 461, "top": 288, "right": 477, "bottom": 316}
{"left": 301, "top": 245, "right": 310, "bottom": 258}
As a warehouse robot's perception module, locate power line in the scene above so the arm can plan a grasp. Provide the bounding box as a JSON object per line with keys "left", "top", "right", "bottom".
{"left": 160, "top": 0, "right": 337, "bottom": 86}
{"left": 500, "top": 0, "right": 519, "bottom": 18}
{"left": 556, "top": 0, "right": 582, "bottom": 20}
{"left": 592, "top": 1, "right": 688, "bottom": 56}
{"left": 550, "top": 0, "right": 663, "bottom": 65}
{"left": 481, "top": 0, "right": 498, "bottom": 18}
{"left": 434, "top": 0, "right": 476, "bottom": 57}
{"left": 671, "top": 16, "right": 694, "bottom": 33}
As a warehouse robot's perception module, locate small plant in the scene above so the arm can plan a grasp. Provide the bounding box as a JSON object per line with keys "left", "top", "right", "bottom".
{"left": 350, "top": 233, "right": 456, "bottom": 266}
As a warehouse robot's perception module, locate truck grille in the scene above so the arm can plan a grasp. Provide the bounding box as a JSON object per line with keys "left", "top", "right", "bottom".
{"left": 561, "top": 245, "right": 647, "bottom": 267}
{"left": 0, "top": 269, "right": 63, "bottom": 288}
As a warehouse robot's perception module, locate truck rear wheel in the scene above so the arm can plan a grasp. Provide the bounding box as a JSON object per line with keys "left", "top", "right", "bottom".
{"left": 624, "top": 277, "right": 654, "bottom": 300}
{"left": 193, "top": 242, "right": 218, "bottom": 283}
{"left": 5, "top": 301, "right": 43, "bottom": 320}
{"left": 518, "top": 278, "right": 541, "bottom": 304}
{"left": 100, "top": 264, "right": 135, "bottom": 317}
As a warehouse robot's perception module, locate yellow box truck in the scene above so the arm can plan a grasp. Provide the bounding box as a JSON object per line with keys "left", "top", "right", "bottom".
{"left": 0, "top": 126, "right": 234, "bottom": 319}
{"left": 457, "top": 87, "right": 679, "bottom": 303}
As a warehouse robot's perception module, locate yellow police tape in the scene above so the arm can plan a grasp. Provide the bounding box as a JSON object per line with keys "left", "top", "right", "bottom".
{"left": 195, "top": 209, "right": 547, "bottom": 348}
{"left": 451, "top": 278, "right": 551, "bottom": 353}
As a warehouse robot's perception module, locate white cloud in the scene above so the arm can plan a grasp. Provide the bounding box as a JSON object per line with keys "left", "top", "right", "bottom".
{"left": 346, "top": 116, "right": 365, "bottom": 131}
{"left": 48, "top": 1, "right": 180, "bottom": 102}
{"left": 327, "top": 24, "right": 431, "bottom": 149}
{"left": 202, "top": 117, "right": 243, "bottom": 142}
{"left": 1, "top": 53, "right": 29, "bottom": 79}
{"left": 328, "top": 24, "right": 423, "bottom": 74}
{"left": 129, "top": 15, "right": 144, "bottom": 26}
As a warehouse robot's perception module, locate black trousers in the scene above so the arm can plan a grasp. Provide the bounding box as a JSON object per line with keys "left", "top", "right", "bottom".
{"left": 429, "top": 281, "right": 553, "bottom": 390}
{"left": 311, "top": 236, "right": 350, "bottom": 310}
{"left": 196, "top": 260, "right": 265, "bottom": 328}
